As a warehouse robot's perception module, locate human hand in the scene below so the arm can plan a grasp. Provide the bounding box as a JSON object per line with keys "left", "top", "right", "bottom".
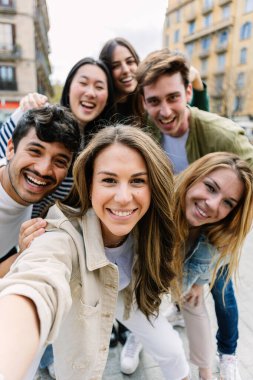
{"left": 18, "top": 218, "right": 47, "bottom": 253}
{"left": 189, "top": 66, "right": 204, "bottom": 91}
{"left": 20, "top": 92, "right": 49, "bottom": 111}
{"left": 184, "top": 284, "right": 203, "bottom": 306}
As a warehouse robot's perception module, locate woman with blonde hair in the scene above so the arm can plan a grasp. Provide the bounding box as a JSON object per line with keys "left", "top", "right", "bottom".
{"left": 173, "top": 152, "right": 253, "bottom": 380}
{"left": 0, "top": 125, "right": 191, "bottom": 380}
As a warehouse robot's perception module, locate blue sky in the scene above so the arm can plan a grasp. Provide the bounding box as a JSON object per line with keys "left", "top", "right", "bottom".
{"left": 47, "top": 0, "right": 167, "bottom": 83}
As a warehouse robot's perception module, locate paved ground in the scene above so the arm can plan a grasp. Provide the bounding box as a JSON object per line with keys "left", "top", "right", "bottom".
{"left": 35, "top": 229, "right": 253, "bottom": 380}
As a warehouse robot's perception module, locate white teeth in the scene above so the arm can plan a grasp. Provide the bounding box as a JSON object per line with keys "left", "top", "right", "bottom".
{"left": 27, "top": 175, "right": 47, "bottom": 186}
{"left": 160, "top": 118, "right": 175, "bottom": 124}
{"left": 196, "top": 205, "right": 207, "bottom": 217}
{"left": 121, "top": 77, "right": 132, "bottom": 83}
{"left": 111, "top": 210, "right": 133, "bottom": 217}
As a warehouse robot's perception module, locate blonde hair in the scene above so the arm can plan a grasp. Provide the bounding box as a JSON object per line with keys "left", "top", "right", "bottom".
{"left": 59, "top": 125, "right": 176, "bottom": 318}
{"left": 174, "top": 152, "right": 253, "bottom": 290}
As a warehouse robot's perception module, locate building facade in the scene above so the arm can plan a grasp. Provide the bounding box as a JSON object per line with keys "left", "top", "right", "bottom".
{"left": 163, "top": 0, "right": 253, "bottom": 128}
{"left": 0, "top": 0, "right": 53, "bottom": 124}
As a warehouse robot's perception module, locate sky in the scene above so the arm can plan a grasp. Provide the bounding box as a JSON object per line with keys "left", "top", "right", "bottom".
{"left": 46, "top": 0, "right": 168, "bottom": 83}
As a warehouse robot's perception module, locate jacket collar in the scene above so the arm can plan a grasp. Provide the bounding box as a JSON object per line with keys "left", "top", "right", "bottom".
{"left": 80, "top": 208, "right": 109, "bottom": 271}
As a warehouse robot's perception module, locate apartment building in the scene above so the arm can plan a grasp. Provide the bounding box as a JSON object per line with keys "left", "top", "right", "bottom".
{"left": 0, "top": 0, "right": 53, "bottom": 124}
{"left": 163, "top": 0, "right": 253, "bottom": 129}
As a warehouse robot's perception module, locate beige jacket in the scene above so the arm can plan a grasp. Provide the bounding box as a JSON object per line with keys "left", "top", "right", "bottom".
{"left": 0, "top": 205, "right": 130, "bottom": 380}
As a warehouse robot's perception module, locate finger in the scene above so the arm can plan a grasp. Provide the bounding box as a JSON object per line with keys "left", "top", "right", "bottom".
{"left": 19, "top": 227, "right": 46, "bottom": 252}
{"left": 19, "top": 218, "right": 45, "bottom": 235}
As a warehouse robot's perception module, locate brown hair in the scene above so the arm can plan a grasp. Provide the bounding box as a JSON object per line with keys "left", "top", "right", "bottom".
{"left": 59, "top": 125, "right": 176, "bottom": 318}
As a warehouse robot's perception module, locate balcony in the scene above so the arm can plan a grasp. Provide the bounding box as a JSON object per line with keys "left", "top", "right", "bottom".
{"left": 215, "top": 41, "right": 228, "bottom": 53}
{"left": 0, "top": 45, "right": 21, "bottom": 62}
{"left": 218, "top": 0, "right": 232, "bottom": 5}
{"left": 184, "top": 16, "right": 234, "bottom": 43}
{"left": 199, "top": 48, "right": 211, "bottom": 58}
{"left": 185, "top": 8, "right": 196, "bottom": 21}
{"left": 202, "top": 4, "right": 213, "bottom": 15}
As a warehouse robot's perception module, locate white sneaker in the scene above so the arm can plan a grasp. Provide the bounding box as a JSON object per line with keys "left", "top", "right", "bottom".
{"left": 120, "top": 333, "right": 143, "bottom": 375}
{"left": 163, "top": 303, "right": 186, "bottom": 327}
{"left": 47, "top": 362, "right": 56, "bottom": 379}
{"left": 219, "top": 354, "right": 242, "bottom": 380}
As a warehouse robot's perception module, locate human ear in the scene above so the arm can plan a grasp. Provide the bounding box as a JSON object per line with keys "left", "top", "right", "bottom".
{"left": 186, "top": 83, "right": 193, "bottom": 103}
{"left": 6, "top": 138, "right": 15, "bottom": 160}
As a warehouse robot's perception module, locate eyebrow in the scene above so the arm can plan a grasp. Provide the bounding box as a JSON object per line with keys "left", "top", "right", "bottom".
{"left": 208, "top": 177, "right": 239, "bottom": 203}
{"left": 97, "top": 171, "right": 148, "bottom": 177}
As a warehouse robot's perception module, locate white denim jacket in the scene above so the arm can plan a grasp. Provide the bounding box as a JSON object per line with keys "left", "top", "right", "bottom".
{"left": 0, "top": 205, "right": 131, "bottom": 380}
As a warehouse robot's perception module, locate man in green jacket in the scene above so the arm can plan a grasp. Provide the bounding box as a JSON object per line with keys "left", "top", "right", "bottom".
{"left": 136, "top": 48, "right": 253, "bottom": 380}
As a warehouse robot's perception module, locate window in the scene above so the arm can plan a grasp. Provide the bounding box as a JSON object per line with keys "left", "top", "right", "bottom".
{"left": 222, "top": 4, "right": 230, "bottom": 19}
{"left": 0, "top": 65, "right": 17, "bottom": 90}
{"left": 204, "top": 0, "right": 213, "bottom": 6}
{"left": 218, "top": 30, "right": 228, "bottom": 45}
{"left": 236, "top": 72, "right": 245, "bottom": 89}
{"left": 240, "top": 22, "right": 252, "bottom": 39}
{"left": 166, "top": 15, "right": 170, "bottom": 28}
{"left": 217, "top": 53, "right": 226, "bottom": 70}
{"left": 185, "top": 42, "right": 194, "bottom": 59}
{"left": 201, "top": 58, "right": 208, "bottom": 74}
{"left": 0, "top": 23, "right": 14, "bottom": 50}
{"left": 176, "top": 9, "right": 181, "bottom": 23}
{"left": 215, "top": 74, "right": 224, "bottom": 92}
{"left": 240, "top": 47, "right": 247, "bottom": 64}
{"left": 0, "top": 0, "right": 13, "bottom": 6}
{"left": 201, "top": 36, "right": 211, "bottom": 51}
{"left": 245, "top": 0, "right": 253, "bottom": 12}
{"left": 234, "top": 96, "right": 244, "bottom": 112}
{"left": 188, "top": 20, "right": 195, "bottom": 34}
{"left": 203, "top": 13, "right": 212, "bottom": 27}
{"left": 174, "top": 29, "right": 180, "bottom": 43}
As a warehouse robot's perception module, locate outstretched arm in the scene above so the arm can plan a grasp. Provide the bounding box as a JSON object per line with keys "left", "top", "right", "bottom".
{"left": 0, "top": 295, "right": 40, "bottom": 380}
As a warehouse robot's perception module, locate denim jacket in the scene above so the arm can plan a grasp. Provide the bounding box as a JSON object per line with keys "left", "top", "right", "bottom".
{"left": 183, "top": 234, "right": 220, "bottom": 294}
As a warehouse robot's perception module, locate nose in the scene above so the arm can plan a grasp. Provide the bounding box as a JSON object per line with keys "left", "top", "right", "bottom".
{"left": 205, "top": 196, "right": 221, "bottom": 216}
{"left": 85, "top": 85, "right": 96, "bottom": 97}
{"left": 160, "top": 101, "right": 173, "bottom": 118}
{"left": 121, "top": 62, "right": 130, "bottom": 74}
{"left": 35, "top": 159, "right": 53, "bottom": 177}
{"left": 114, "top": 184, "right": 133, "bottom": 204}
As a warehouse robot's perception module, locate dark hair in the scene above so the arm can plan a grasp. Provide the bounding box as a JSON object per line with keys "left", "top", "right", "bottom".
{"left": 12, "top": 105, "right": 81, "bottom": 156}
{"left": 60, "top": 57, "right": 116, "bottom": 139}
{"left": 99, "top": 38, "right": 142, "bottom": 124}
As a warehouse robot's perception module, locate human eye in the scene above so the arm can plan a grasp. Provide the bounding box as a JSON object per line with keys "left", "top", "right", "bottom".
{"left": 127, "top": 58, "right": 136, "bottom": 66}
{"left": 147, "top": 98, "right": 159, "bottom": 106}
{"left": 101, "top": 177, "right": 117, "bottom": 184}
{"left": 169, "top": 93, "right": 180, "bottom": 102}
{"left": 112, "top": 63, "right": 120, "bottom": 70}
{"left": 223, "top": 199, "right": 234, "bottom": 209}
{"left": 28, "top": 148, "right": 41, "bottom": 156}
{"left": 55, "top": 158, "right": 69, "bottom": 169}
{"left": 96, "top": 84, "right": 105, "bottom": 91}
{"left": 131, "top": 177, "right": 147, "bottom": 186}
{"left": 204, "top": 181, "right": 215, "bottom": 193}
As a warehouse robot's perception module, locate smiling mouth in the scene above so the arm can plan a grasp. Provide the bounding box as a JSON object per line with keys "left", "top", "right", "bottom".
{"left": 159, "top": 116, "right": 176, "bottom": 125}
{"left": 195, "top": 204, "right": 208, "bottom": 218}
{"left": 108, "top": 209, "right": 137, "bottom": 217}
{"left": 80, "top": 101, "right": 95, "bottom": 109}
{"left": 24, "top": 172, "right": 53, "bottom": 188}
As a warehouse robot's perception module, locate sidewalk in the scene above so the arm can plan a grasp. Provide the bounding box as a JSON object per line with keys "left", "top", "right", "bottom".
{"left": 36, "top": 229, "right": 253, "bottom": 380}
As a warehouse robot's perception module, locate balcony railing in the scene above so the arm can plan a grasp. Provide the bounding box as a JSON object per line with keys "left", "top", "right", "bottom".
{"left": 0, "top": 45, "right": 21, "bottom": 61}
{"left": 218, "top": 0, "right": 232, "bottom": 5}
{"left": 202, "top": 4, "right": 213, "bottom": 15}
{"left": 215, "top": 41, "right": 228, "bottom": 53}
{"left": 199, "top": 48, "right": 211, "bottom": 58}
{"left": 0, "top": 80, "right": 17, "bottom": 91}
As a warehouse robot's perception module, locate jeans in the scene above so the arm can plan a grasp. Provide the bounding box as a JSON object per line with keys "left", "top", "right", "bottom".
{"left": 211, "top": 265, "right": 238, "bottom": 355}
{"left": 39, "top": 344, "right": 54, "bottom": 369}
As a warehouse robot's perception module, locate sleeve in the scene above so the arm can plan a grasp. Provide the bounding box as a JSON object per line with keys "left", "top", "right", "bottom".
{"left": 0, "top": 108, "right": 24, "bottom": 158}
{"left": 190, "top": 82, "right": 210, "bottom": 112}
{"left": 0, "top": 227, "right": 75, "bottom": 348}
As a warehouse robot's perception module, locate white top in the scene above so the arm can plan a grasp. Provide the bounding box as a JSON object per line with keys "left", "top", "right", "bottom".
{"left": 162, "top": 130, "right": 189, "bottom": 174}
{"left": 0, "top": 158, "right": 32, "bottom": 258}
{"left": 105, "top": 234, "right": 134, "bottom": 291}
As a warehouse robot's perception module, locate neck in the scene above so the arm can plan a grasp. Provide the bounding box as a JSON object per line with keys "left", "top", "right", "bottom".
{"left": 104, "top": 235, "right": 128, "bottom": 248}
